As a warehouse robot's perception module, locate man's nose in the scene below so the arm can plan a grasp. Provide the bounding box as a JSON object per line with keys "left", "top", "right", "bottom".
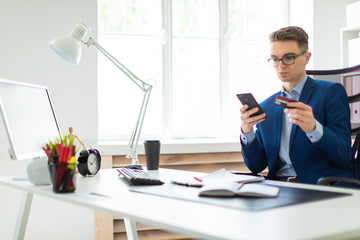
{"left": 278, "top": 59, "right": 287, "bottom": 68}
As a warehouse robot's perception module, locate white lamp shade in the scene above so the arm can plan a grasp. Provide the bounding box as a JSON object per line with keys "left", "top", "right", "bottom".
{"left": 49, "top": 35, "right": 81, "bottom": 65}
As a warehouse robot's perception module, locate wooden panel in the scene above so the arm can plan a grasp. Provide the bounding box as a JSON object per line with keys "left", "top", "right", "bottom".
{"left": 114, "top": 229, "right": 197, "bottom": 240}
{"left": 95, "top": 211, "right": 114, "bottom": 240}
{"left": 113, "top": 152, "right": 244, "bottom": 168}
{"left": 101, "top": 155, "right": 113, "bottom": 169}
{"left": 113, "top": 217, "right": 196, "bottom": 240}
{"left": 114, "top": 219, "right": 158, "bottom": 233}
{"left": 111, "top": 152, "right": 252, "bottom": 173}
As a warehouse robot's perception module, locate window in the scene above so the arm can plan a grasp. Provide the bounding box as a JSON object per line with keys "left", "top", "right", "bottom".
{"left": 98, "top": 0, "right": 289, "bottom": 142}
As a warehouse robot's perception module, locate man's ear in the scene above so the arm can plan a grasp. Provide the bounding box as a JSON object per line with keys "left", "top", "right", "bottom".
{"left": 305, "top": 51, "right": 312, "bottom": 64}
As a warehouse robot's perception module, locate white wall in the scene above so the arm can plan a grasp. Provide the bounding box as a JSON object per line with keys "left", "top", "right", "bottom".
{"left": 0, "top": 0, "right": 98, "bottom": 146}
{"left": 290, "top": 0, "right": 314, "bottom": 68}
{"left": 312, "top": 0, "right": 358, "bottom": 69}
{"left": 0, "top": 1, "right": 97, "bottom": 239}
{"left": 290, "top": 0, "right": 358, "bottom": 70}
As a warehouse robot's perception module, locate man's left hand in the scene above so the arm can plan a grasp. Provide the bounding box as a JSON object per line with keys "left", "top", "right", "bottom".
{"left": 284, "top": 101, "right": 316, "bottom": 133}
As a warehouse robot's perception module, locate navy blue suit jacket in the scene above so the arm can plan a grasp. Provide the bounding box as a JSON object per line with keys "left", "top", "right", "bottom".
{"left": 241, "top": 77, "right": 356, "bottom": 184}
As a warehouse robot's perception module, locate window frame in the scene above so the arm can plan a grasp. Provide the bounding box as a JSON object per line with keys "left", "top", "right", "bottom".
{"left": 97, "top": 0, "right": 290, "bottom": 153}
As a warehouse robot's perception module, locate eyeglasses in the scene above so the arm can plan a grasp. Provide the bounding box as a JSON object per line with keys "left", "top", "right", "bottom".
{"left": 268, "top": 51, "right": 307, "bottom": 67}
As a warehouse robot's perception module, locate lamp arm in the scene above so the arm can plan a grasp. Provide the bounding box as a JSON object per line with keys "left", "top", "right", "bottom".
{"left": 86, "top": 38, "right": 152, "bottom": 92}
{"left": 126, "top": 88, "right": 152, "bottom": 164}
{"left": 85, "top": 37, "right": 153, "bottom": 165}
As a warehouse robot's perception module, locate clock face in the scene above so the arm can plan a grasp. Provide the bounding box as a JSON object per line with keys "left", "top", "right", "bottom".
{"left": 77, "top": 148, "right": 101, "bottom": 177}
{"left": 87, "top": 154, "right": 99, "bottom": 175}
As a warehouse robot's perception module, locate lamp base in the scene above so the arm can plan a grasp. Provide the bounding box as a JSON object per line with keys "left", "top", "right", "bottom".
{"left": 27, "top": 157, "right": 51, "bottom": 185}
{"left": 124, "top": 164, "right": 143, "bottom": 170}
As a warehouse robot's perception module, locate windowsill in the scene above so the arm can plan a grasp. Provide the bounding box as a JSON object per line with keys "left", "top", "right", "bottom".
{"left": 96, "top": 138, "right": 241, "bottom": 156}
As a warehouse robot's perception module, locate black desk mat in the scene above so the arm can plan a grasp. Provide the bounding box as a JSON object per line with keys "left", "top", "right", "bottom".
{"left": 130, "top": 183, "right": 351, "bottom": 211}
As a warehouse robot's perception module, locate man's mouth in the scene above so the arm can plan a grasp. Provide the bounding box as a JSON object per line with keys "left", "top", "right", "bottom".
{"left": 279, "top": 72, "right": 287, "bottom": 77}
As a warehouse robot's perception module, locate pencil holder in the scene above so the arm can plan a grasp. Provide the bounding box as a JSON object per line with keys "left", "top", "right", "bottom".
{"left": 49, "top": 162, "right": 77, "bottom": 193}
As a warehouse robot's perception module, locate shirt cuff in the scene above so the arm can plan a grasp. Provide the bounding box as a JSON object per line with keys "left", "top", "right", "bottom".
{"left": 241, "top": 129, "right": 256, "bottom": 145}
{"left": 306, "top": 120, "right": 323, "bottom": 143}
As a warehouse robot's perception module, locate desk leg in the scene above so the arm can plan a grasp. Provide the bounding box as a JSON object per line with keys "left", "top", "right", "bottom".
{"left": 14, "top": 192, "right": 33, "bottom": 240}
{"left": 124, "top": 217, "right": 138, "bottom": 240}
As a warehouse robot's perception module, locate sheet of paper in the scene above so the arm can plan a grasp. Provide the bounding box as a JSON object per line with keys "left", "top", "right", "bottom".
{"left": 201, "top": 168, "right": 264, "bottom": 184}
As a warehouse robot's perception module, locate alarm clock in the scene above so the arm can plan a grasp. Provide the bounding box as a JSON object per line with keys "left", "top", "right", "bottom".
{"left": 77, "top": 148, "right": 101, "bottom": 176}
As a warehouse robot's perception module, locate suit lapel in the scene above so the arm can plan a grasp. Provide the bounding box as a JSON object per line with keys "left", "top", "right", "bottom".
{"left": 289, "top": 77, "right": 316, "bottom": 149}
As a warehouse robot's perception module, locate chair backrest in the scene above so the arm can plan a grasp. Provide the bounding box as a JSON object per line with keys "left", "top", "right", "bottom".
{"left": 306, "top": 64, "right": 360, "bottom": 80}
{"left": 351, "top": 129, "right": 360, "bottom": 179}
{"left": 306, "top": 64, "right": 360, "bottom": 179}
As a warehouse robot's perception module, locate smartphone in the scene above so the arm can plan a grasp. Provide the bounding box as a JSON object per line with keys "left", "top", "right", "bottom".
{"left": 236, "top": 93, "right": 265, "bottom": 117}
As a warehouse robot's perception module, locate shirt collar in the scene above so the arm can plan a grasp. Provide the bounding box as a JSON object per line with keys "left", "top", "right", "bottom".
{"left": 282, "top": 75, "right": 308, "bottom": 95}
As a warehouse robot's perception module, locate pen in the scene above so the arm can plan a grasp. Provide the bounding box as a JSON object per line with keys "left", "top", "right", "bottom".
{"left": 170, "top": 180, "right": 203, "bottom": 187}
{"left": 194, "top": 176, "right": 202, "bottom": 182}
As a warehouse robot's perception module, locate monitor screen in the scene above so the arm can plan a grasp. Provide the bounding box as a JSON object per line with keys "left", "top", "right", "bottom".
{"left": 0, "top": 79, "right": 61, "bottom": 160}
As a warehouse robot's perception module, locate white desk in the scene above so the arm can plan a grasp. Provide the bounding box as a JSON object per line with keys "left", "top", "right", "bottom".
{"left": 1, "top": 168, "right": 360, "bottom": 240}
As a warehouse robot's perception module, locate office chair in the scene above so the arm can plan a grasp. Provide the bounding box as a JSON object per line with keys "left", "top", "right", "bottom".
{"left": 306, "top": 64, "right": 360, "bottom": 187}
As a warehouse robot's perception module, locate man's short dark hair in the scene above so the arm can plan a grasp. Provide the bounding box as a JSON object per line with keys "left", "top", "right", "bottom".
{"left": 269, "top": 26, "right": 309, "bottom": 51}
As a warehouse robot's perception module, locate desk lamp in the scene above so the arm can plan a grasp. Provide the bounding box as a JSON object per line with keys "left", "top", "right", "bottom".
{"left": 48, "top": 21, "right": 152, "bottom": 168}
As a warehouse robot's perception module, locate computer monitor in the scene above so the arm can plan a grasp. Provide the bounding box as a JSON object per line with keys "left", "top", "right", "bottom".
{"left": 0, "top": 78, "right": 61, "bottom": 160}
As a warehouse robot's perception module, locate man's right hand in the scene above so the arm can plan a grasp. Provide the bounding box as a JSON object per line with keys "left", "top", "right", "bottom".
{"left": 240, "top": 105, "right": 266, "bottom": 134}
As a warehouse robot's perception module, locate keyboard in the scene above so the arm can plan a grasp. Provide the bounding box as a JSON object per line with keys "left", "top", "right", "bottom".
{"left": 117, "top": 168, "right": 164, "bottom": 185}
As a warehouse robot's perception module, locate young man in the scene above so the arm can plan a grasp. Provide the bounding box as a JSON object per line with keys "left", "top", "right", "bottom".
{"left": 240, "top": 26, "right": 356, "bottom": 184}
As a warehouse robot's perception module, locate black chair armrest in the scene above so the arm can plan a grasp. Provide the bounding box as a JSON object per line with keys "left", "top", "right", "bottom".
{"left": 317, "top": 177, "right": 360, "bottom": 187}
